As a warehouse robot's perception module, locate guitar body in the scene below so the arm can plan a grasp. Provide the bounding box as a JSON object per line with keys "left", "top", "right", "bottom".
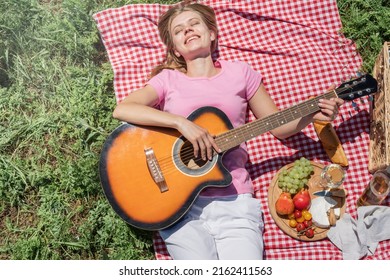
{"left": 99, "top": 107, "right": 233, "bottom": 230}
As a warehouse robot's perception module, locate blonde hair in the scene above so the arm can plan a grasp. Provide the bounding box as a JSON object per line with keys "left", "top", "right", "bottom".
{"left": 150, "top": 2, "right": 218, "bottom": 77}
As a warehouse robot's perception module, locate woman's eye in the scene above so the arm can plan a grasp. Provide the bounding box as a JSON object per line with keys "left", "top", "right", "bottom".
{"left": 174, "top": 29, "right": 183, "bottom": 35}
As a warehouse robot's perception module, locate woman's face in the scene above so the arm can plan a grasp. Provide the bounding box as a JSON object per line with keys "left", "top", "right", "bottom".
{"left": 170, "top": 11, "right": 216, "bottom": 60}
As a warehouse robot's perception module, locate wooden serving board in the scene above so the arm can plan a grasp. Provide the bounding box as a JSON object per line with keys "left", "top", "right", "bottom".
{"left": 268, "top": 161, "right": 346, "bottom": 241}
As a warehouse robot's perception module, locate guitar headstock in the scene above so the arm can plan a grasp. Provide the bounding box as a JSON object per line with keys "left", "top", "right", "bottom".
{"left": 336, "top": 74, "right": 378, "bottom": 101}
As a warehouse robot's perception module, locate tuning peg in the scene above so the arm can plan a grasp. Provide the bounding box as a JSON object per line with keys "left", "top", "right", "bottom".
{"left": 356, "top": 71, "right": 363, "bottom": 77}
{"left": 368, "top": 95, "right": 374, "bottom": 102}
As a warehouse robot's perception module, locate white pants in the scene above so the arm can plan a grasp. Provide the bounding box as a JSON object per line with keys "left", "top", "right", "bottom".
{"left": 159, "top": 193, "right": 264, "bottom": 260}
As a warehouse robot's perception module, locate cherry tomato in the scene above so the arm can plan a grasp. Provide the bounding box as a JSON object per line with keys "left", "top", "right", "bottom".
{"left": 301, "top": 209, "right": 309, "bottom": 216}
{"left": 296, "top": 216, "right": 305, "bottom": 223}
{"left": 303, "top": 220, "right": 313, "bottom": 228}
{"left": 296, "top": 222, "right": 306, "bottom": 232}
{"left": 294, "top": 209, "right": 302, "bottom": 219}
{"left": 303, "top": 212, "right": 312, "bottom": 221}
{"left": 305, "top": 228, "right": 315, "bottom": 238}
{"left": 288, "top": 213, "right": 295, "bottom": 219}
{"left": 289, "top": 219, "right": 297, "bottom": 228}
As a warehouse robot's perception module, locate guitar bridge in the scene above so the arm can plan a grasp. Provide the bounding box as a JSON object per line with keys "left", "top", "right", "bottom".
{"left": 144, "top": 148, "right": 168, "bottom": 193}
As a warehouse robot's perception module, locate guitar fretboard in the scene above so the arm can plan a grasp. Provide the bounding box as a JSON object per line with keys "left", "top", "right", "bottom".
{"left": 215, "top": 91, "right": 337, "bottom": 152}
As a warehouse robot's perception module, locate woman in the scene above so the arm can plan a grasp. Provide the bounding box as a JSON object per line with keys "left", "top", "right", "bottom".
{"left": 113, "top": 2, "right": 343, "bottom": 259}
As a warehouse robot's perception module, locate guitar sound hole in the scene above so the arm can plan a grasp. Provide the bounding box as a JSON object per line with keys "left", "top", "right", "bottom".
{"left": 180, "top": 140, "right": 208, "bottom": 169}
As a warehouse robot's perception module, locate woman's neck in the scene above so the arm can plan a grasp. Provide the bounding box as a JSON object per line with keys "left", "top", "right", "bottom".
{"left": 185, "top": 56, "right": 220, "bottom": 78}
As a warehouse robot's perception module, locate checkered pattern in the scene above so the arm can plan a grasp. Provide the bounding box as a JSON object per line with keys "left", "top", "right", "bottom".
{"left": 94, "top": 0, "right": 390, "bottom": 260}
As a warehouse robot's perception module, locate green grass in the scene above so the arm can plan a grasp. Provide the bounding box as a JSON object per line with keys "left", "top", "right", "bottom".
{"left": 0, "top": 0, "right": 389, "bottom": 260}
{"left": 337, "top": 0, "right": 390, "bottom": 71}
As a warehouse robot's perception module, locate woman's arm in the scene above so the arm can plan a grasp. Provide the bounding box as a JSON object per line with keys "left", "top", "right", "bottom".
{"left": 248, "top": 83, "right": 344, "bottom": 139}
{"left": 113, "top": 85, "right": 220, "bottom": 160}
{"left": 113, "top": 85, "right": 182, "bottom": 128}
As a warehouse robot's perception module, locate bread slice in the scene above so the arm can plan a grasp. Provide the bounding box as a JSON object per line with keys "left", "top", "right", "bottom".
{"left": 313, "top": 120, "right": 348, "bottom": 167}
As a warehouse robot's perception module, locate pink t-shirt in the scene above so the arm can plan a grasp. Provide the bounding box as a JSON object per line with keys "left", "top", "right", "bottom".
{"left": 147, "top": 60, "right": 262, "bottom": 196}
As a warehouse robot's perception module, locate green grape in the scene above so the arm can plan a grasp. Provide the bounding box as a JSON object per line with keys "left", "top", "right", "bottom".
{"left": 277, "top": 157, "right": 314, "bottom": 195}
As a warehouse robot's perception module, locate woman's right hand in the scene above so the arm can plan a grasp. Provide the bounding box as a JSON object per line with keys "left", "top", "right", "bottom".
{"left": 175, "top": 116, "right": 221, "bottom": 161}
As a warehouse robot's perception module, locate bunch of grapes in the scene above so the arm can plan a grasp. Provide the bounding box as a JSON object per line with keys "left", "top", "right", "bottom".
{"left": 278, "top": 157, "right": 314, "bottom": 195}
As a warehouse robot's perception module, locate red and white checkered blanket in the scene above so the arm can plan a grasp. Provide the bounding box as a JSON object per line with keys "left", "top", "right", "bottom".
{"left": 94, "top": 0, "right": 390, "bottom": 260}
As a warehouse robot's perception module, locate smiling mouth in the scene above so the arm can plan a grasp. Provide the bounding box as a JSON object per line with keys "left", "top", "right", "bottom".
{"left": 185, "top": 36, "right": 199, "bottom": 44}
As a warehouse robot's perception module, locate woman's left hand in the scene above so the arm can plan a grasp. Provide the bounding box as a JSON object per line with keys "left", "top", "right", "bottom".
{"left": 313, "top": 97, "right": 344, "bottom": 122}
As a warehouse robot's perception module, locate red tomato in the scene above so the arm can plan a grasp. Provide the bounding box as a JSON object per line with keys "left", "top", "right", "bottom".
{"left": 294, "top": 209, "right": 302, "bottom": 219}
{"left": 305, "top": 228, "right": 314, "bottom": 238}
{"left": 296, "top": 222, "right": 306, "bottom": 232}
{"left": 303, "top": 220, "right": 313, "bottom": 228}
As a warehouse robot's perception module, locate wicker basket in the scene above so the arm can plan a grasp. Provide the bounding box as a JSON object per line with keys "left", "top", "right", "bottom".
{"left": 369, "top": 42, "right": 390, "bottom": 173}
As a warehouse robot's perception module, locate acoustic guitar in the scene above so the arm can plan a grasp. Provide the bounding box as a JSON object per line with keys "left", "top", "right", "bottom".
{"left": 99, "top": 74, "right": 377, "bottom": 230}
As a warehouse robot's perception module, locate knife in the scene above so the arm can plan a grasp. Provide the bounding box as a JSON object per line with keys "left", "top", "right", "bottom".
{"left": 313, "top": 188, "right": 346, "bottom": 198}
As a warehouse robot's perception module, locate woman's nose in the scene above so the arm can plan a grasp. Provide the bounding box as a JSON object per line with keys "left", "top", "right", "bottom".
{"left": 184, "top": 25, "right": 194, "bottom": 35}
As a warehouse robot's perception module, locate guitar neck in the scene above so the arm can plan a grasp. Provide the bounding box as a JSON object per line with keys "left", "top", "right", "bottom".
{"left": 215, "top": 90, "right": 337, "bottom": 152}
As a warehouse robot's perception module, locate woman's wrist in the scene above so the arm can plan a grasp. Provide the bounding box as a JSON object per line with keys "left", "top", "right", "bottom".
{"left": 172, "top": 115, "right": 187, "bottom": 131}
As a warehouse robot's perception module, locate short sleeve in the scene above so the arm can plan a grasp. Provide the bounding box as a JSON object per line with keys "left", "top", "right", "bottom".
{"left": 239, "top": 61, "right": 262, "bottom": 100}
{"left": 146, "top": 70, "right": 168, "bottom": 107}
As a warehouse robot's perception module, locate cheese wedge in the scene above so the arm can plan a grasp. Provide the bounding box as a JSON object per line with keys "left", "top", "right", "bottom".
{"left": 310, "top": 196, "right": 337, "bottom": 228}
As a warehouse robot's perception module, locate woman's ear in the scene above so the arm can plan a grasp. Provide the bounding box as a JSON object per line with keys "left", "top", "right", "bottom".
{"left": 210, "top": 31, "right": 216, "bottom": 41}
{"left": 173, "top": 49, "right": 181, "bottom": 57}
